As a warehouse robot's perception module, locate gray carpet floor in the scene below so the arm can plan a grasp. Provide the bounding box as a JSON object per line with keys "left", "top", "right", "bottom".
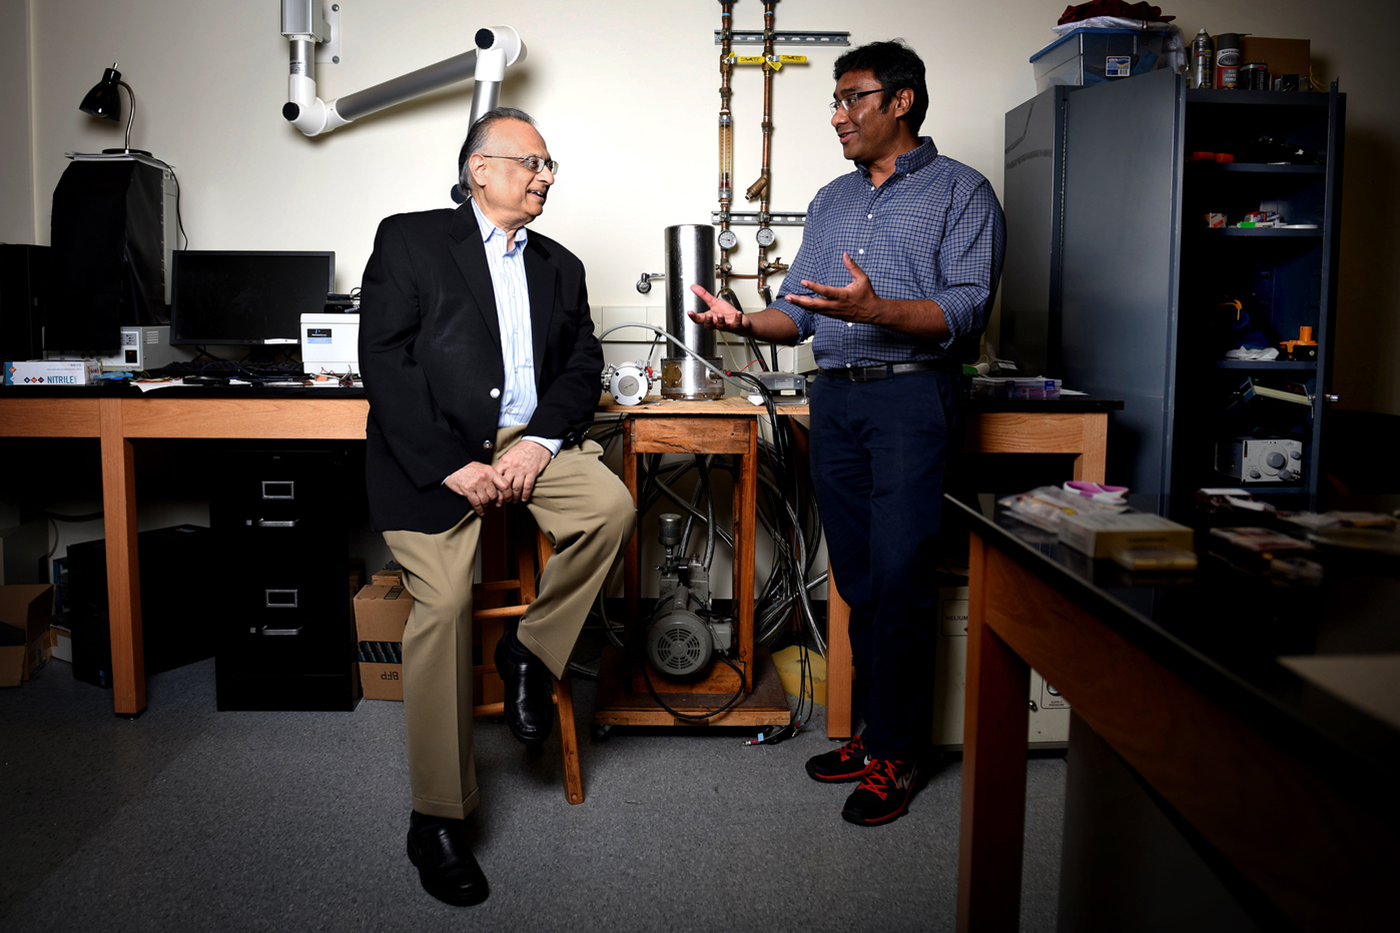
{"left": 0, "top": 653, "right": 1066, "bottom": 932}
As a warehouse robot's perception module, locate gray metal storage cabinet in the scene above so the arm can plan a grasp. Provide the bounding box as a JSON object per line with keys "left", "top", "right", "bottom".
{"left": 1049, "top": 69, "right": 1343, "bottom": 512}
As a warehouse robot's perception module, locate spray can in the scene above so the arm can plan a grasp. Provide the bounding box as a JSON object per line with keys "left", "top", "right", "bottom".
{"left": 1215, "top": 33, "right": 1241, "bottom": 89}
{"left": 1190, "top": 28, "right": 1214, "bottom": 89}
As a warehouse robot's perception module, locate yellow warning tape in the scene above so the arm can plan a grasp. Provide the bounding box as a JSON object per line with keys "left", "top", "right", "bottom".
{"left": 727, "top": 54, "right": 808, "bottom": 70}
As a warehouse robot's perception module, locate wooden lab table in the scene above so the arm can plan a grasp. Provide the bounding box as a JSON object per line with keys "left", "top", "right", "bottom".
{"left": 591, "top": 396, "right": 790, "bottom": 728}
{"left": 792, "top": 396, "right": 1122, "bottom": 739}
{"left": 0, "top": 387, "right": 369, "bottom": 717}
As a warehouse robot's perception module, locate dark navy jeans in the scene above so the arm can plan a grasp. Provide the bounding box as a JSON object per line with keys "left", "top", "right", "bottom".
{"left": 809, "top": 369, "right": 963, "bottom": 761}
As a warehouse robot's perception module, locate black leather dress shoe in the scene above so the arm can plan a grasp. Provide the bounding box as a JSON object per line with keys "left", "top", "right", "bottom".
{"left": 495, "top": 626, "right": 554, "bottom": 746}
{"left": 406, "top": 811, "right": 489, "bottom": 906}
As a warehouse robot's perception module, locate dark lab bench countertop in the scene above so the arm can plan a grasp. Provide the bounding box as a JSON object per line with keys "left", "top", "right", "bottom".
{"left": 950, "top": 492, "right": 1400, "bottom": 832}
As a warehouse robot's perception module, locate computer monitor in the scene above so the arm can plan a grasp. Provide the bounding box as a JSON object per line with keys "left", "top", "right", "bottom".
{"left": 169, "top": 250, "right": 334, "bottom": 348}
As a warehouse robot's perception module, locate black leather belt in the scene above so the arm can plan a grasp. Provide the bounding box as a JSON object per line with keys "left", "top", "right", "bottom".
{"left": 818, "top": 359, "right": 963, "bottom": 382}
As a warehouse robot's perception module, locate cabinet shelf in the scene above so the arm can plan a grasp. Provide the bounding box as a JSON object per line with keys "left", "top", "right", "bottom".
{"left": 1202, "top": 227, "right": 1322, "bottom": 237}
{"left": 1187, "top": 163, "right": 1326, "bottom": 174}
{"left": 1213, "top": 360, "right": 1317, "bottom": 371}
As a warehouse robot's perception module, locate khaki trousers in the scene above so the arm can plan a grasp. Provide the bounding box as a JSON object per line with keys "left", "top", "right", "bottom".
{"left": 383, "top": 425, "right": 635, "bottom": 819}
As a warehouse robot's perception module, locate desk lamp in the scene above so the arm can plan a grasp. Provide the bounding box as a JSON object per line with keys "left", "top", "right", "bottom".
{"left": 79, "top": 63, "right": 150, "bottom": 156}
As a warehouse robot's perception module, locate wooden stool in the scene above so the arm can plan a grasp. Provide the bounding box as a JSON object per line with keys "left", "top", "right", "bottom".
{"left": 470, "top": 506, "right": 584, "bottom": 805}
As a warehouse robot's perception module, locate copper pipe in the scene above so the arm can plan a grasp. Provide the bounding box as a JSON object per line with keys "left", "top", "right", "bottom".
{"left": 751, "top": 2, "right": 776, "bottom": 302}
{"left": 717, "top": 2, "right": 735, "bottom": 297}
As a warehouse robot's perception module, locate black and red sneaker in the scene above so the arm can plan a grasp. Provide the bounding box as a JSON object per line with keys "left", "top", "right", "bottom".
{"left": 804, "top": 735, "right": 876, "bottom": 783}
{"left": 841, "top": 757, "right": 919, "bottom": 826}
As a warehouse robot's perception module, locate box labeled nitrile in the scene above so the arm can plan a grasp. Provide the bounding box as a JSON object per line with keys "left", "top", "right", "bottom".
{"left": 1058, "top": 511, "right": 1194, "bottom": 559}
{"left": 353, "top": 584, "right": 411, "bottom": 700}
{"left": 4, "top": 360, "right": 97, "bottom": 386}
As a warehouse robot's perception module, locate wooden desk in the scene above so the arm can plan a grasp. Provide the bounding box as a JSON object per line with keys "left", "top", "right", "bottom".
{"left": 0, "top": 391, "right": 369, "bottom": 717}
{"left": 811, "top": 397, "right": 1118, "bottom": 738}
{"left": 952, "top": 496, "right": 1400, "bottom": 931}
{"left": 0, "top": 390, "right": 1113, "bottom": 723}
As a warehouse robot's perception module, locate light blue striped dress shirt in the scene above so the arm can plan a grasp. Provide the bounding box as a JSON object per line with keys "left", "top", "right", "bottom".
{"left": 469, "top": 198, "right": 560, "bottom": 458}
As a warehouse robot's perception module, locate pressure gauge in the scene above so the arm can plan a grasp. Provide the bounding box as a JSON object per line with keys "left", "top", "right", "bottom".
{"left": 755, "top": 226, "right": 776, "bottom": 247}
{"left": 717, "top": 229, "right": 738, "bottom": 250}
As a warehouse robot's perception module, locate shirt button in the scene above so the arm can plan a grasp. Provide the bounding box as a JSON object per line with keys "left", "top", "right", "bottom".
{"left": 867, "top": 214, "right": 873, "bottom": 219}
{"left": 490, "top": 388, "right": 501, "bottom": 398}
{"left": 858, "top": 249, "right": 865, "bottom": 254}
{"left": 847, "top": 322, "right": 853, "bottom": 328}
{"left": 483, "top": 439, "right": 493, "bottom": 450}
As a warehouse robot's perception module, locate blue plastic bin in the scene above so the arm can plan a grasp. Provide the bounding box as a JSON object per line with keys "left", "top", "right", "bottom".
{"left": 1030, "top": 28, "right": 1170, "bottom": 92}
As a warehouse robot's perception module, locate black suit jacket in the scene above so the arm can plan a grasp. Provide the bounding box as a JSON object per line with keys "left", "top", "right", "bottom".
{"left": 359, "top": 203, "right": 602, "bottom": 534}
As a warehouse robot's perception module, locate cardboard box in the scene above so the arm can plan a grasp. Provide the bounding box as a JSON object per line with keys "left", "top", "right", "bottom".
{"left": 353, "top": 584, "right": 412, "bottom": 701}
{"left": 1238, "top": 37, "right": 1310, "bottom": 83}
{"left": 1058, "top": 511, "right": 1194, "bottom": 559}
{"left": 1, "top": 584, "right": 55, "bottom": 686}
{"left": 371, "top": 569, "right": 405, "bottom": 587}
{"left": 3, "top": 360, "right": 98, "bottom": 386}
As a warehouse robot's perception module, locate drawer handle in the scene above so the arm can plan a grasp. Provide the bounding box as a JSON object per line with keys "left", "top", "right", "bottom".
{"left": 262, "top": 481, "right": 296, "bottom": 499}
{"left": 265, "top": 588, "right": 299, "bottom": 608}
{"left": 261, "top": 626, "right": 303, "bottom": 636}
{"left": 257, "top": 519, "right": 300, "bottom": 528}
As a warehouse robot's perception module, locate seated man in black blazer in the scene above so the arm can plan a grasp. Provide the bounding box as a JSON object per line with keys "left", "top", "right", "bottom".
{"left": 359, "top": 107, "right": 635, "bottom": 907}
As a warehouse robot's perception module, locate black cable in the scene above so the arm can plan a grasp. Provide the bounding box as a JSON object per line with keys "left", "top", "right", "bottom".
{"left": 37, "top": 509, "right": 104, "bottom": 522}
{"left": 640, "top": 651, "right": 747, "bottom": 723}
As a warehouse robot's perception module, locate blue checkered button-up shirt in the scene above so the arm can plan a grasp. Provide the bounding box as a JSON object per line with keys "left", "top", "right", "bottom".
{"left": 771, "top": 138, "right": 1005, "bottom": 369}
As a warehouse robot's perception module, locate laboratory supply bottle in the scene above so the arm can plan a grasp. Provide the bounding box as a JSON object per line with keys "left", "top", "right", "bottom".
{"left": 1215, "top": 33, "right": 1241, "bottom": 89}
{"left": 1190, "top": 29, "right": 1214, "bottom": 89}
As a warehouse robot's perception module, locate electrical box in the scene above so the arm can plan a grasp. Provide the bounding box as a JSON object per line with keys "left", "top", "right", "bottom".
{"left": 931, "top": 586, "right": 1071, "bottom": 748}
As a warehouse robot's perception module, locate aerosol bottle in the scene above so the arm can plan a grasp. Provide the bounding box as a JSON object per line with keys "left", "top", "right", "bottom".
{"left": 1215, "top": 33, "right": 1241, "bottom": 89}
{"left": 1190, "top": 28, "right": 1214, "bottom": 89}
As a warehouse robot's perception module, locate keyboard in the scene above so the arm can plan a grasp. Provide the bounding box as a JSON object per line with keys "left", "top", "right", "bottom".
{"left": 153, "top": 360, "right": 308, "bottom": 380}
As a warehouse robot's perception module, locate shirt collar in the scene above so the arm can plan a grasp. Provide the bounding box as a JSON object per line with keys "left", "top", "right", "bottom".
{"left": 856, "top": 136, "right": 939, "bottom": 180}
{"left": 469, "top": 196, "right": 529, "bottom": 253}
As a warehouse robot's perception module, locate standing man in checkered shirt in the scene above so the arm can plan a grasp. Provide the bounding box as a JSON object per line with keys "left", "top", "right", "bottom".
{"left": 690, "top": 39, "right": 1005, "bottom": 826}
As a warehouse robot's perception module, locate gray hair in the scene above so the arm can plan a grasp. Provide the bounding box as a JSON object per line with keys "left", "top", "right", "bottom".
{"left": 457, "top": 107, "right": 536, "bottom": 191}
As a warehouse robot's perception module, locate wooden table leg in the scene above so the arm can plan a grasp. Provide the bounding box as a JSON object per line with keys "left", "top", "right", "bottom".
{"left": 623, "top": 424, "right": 639, "bottom": 631}
{"left": 957, "top": 532, "right": 1030, "bottom": 932}
{"left": 825, "top": 565, "right": 853, "bottom": 738}
{"left": 735, "top": 423, "right": 757, "bottom": 691}
{"left": 99, "top": 399, "right": 145, "bottom": 718}
{"left": 1072, "top": 413, "right": 1108, "bottom": 483}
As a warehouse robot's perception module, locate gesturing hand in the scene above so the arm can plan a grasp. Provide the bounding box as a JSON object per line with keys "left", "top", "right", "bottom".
{"left": 785, "top": 253, "right": 879, "bottom": 323}
{"left": 687, "top": 284, "right": 752, "bottom": 335}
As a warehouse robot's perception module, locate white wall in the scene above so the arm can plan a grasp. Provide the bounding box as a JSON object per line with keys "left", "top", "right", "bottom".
{"left": 15, "top": 0, "right": 1398, "bottom": 412}
{"left": 0, "top": 0, "right": 33, "bottom": 243}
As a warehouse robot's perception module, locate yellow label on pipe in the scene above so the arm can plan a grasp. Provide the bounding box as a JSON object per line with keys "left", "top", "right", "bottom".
{"left": 778, "top": 55, "right": 808, "bottom": 63}
{"left": 731, "top": 56, "right": 766, "bottom": 64}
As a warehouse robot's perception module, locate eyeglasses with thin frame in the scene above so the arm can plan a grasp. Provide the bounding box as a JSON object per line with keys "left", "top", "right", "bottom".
{"left": 829, "top": 88, "right": 887, "bottom": 115}
{"left": 480, "top": 154, "right": 559, "bottom": 175}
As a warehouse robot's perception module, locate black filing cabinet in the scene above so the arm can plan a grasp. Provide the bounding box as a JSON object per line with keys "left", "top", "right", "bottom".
{"left": 211, "top": 447, "right": 361, "bottom": 711}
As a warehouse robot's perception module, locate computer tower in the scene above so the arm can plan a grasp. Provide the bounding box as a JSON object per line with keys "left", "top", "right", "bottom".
{"left": 66, "top": 524, "right": 216, "bottom": 689}
{"left": 47, "top": 155, "right": 177, "bottom": 355}
{"left": 210, "top": 446, "right": 361, "bottom": 712}
{"left": 0, "top": 244, "right": 50, "bottom": 362}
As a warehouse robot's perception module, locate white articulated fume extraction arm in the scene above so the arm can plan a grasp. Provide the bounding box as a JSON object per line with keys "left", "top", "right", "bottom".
{"left": 279, "top": 1, "right": 525, "bottom": 137}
